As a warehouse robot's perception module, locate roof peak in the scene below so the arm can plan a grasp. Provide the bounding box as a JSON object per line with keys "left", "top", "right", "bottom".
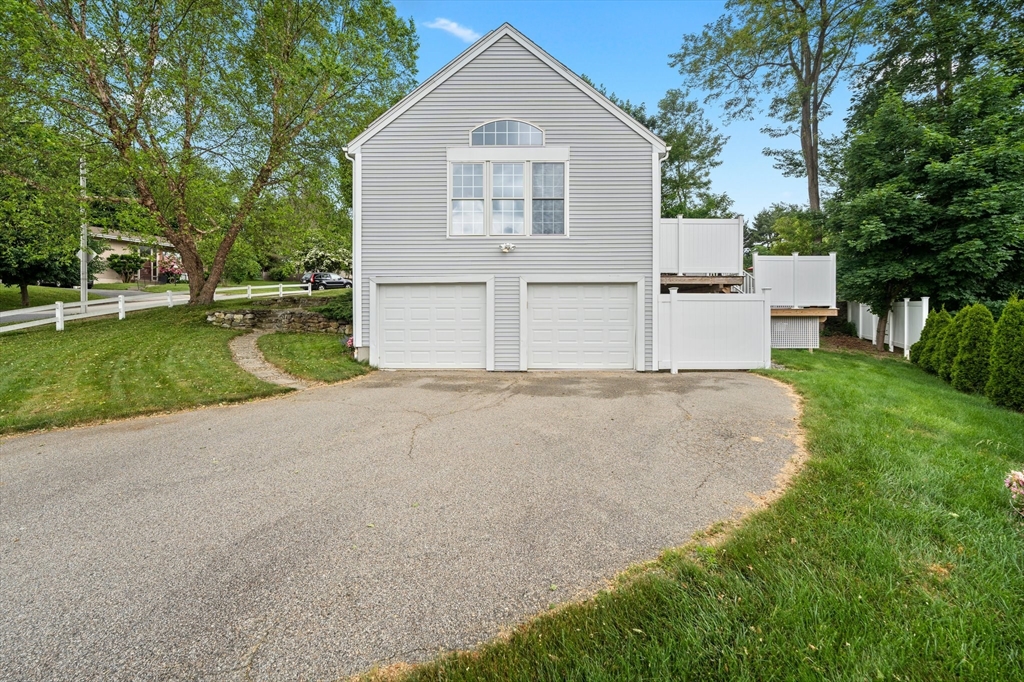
{"left": 345, "top": 23, "right": 666, "bottom": 152}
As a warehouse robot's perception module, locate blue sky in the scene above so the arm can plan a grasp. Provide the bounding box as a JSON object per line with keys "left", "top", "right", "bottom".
{"left": 391, "top": 0, "right": 855, "bottom": 221}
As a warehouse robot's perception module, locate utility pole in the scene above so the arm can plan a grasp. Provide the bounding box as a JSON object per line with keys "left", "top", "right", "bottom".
{"left": 79, "top": 155, "right": 89, "bottom": 312}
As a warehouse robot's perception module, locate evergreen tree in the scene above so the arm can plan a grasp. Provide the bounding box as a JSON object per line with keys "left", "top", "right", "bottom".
{"left": 951, "top": 304, "right": 996, "bottom": 393}
{"left": 986, "top": 296, "right": 1024, "bottom": 411}
{"left": 916, "top": 308, "right": 951, "bottom": 374}
{"left": 937, "top": 308, "right": 968, "bottom": 382}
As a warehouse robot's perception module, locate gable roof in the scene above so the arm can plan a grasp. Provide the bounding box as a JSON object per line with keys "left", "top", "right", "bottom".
{"left": 345, "top": 23, "right": 667, "bottom": 153}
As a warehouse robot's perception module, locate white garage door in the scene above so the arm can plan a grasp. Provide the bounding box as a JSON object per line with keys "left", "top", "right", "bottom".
{"left": 378, "top": 283, "right": 486, "bottom": 368}
{"left": 527, "top": 283, "right": 636, "bottom": 369}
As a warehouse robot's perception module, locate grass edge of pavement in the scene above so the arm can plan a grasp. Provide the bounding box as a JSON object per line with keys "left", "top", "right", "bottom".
{"left": 370, "top": 348, "right": 1024, "bottom": 682}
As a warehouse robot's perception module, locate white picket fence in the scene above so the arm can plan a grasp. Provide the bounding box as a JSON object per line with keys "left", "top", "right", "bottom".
{"left": 847, "top": 297, "right": 929, "bottom": 357}
{"left": 659, "top": 217, "right": 744, "bottom": 276}
{"left": 659, "top": 288, "right": 773, "bottom": 371}
{"left": 752, "top": 253, "right": 837, "bottom": 308}
{"left": 0, "top": 283, "right": 312, "bottom": 334}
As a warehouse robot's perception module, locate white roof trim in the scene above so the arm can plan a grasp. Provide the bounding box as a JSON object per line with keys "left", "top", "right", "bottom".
{"left": 345, "top": 23, "right": 666, "bottom": 153}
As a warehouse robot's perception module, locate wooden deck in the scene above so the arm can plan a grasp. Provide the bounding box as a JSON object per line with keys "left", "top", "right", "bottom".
{"left": 770, "top": 307, "right": 838, "bottom": 317}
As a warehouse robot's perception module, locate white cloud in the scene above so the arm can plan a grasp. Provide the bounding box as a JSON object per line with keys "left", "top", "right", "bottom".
{"left": 424, "top": 18, "right": 480, "bottom": 43}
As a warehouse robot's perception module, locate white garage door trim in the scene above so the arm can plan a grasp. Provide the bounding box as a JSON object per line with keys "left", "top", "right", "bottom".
{"left": 519, "top": 275, "right": 645, "bottom": 371}
{"left": 370, "top": 277, "right": 494, "bottom": 370}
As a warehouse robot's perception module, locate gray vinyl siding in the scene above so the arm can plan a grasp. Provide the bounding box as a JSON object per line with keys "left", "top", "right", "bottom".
{"left": 359, "top": 35, "right": 656, "bottom": 370}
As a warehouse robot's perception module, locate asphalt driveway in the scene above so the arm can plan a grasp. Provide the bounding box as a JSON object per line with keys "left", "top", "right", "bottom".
{"left": 0, "top": 371, "right": 799, "bottom": 680}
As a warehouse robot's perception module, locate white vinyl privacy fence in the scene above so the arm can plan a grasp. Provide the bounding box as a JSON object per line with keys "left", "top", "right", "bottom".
{"left": 847, "top": 298, "right": 929, "bottom": 357}
{"left": 659, "top": 288, "right": 772, "bottom": 371}
{"left": 0, "top": 283, "right": 312, "bottom": 334}
{"left": 752, "top": 253, "right": 836, "bottom": 308}
{"left": 659, "top": 217, "right": 744, "bottom": 276}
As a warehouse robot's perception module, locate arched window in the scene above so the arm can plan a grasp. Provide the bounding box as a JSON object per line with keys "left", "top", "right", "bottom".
{"left": 471, "top": 120, "right": 543, "bottom": 146}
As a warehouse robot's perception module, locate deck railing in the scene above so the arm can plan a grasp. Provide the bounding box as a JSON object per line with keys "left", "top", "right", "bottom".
{"left": 659, "top": 217, "right": 744, "bottom": 276}
{"left": 752, "top": 253, "right": 836, "bottom": 308}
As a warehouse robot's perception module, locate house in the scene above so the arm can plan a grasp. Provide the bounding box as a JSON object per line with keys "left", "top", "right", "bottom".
{"left": 344, "top": 23, "right": 836, "bottom": 371}
{"left": 91, "top": 228, "right": 180, "bottom": 284}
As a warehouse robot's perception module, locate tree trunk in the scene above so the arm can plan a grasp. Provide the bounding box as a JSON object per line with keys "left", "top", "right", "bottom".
{"left": 19, "top": 282, "right": 29, "bottom": 307}
{"left": 874, "top": 309, "right": 889, "bottom": 352}
{"left": 800, "top": 94, "right": 821, "bottom": 213}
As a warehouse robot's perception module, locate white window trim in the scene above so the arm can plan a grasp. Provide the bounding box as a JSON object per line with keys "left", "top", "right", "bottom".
{"left": 449, "top": 161, "right": 487, "bottom": 236}
{"left": 448, "top": 146, "right": 569, "bottom": 162}
{"left": 446, "top": 149, "right": 570, "bottom": 238}
{"left": 518, "top": 275, "right": 645, "bottom": 372}
{"left": 369, "top": 276, "right": 495, "bottom": 371}
{"left": 468, "top": 119, "right": 546, "bottom": 147}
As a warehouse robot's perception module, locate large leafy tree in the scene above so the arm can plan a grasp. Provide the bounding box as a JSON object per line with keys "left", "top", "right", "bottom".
{"left": 830, "top": 0, "right": 1024, "bottom": 349}
{"left": 5, "top": 0, "right": 417, "bottom": 304}
{"left": 0, "top": 104, "right": 80, "bottom": 306}
{"left": 586, "top": 78, "right": 733, "bottom": 219}
{"left": 657, "top": 89, "right": 733, "bottom": 219}
{"left": 671, "top": 0, "right": 874, "bottom": 214}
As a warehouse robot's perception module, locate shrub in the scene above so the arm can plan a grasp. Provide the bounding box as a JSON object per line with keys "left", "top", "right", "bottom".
{"left": 914, "top": 308, "right": 951, "bottom": 373}
{"left": 822, "top": 318, "right": 857, "bottom": 337}
{"left": 910, "top": 310, "right": 934, "bottom": 365}
{"left": 951, "top": 304, "right": 995, "bottom": 394}
{"left": 937, "top": 308, "right": 968, "bottom": 382}
{"left": 312, "top": 289, "right": 352, "bottom": 322}
{"left": 986, "top": 296, "right": 1024, "bottom": 411}
{"left": 267, "top": 265, "right": 294, "bottom": 282}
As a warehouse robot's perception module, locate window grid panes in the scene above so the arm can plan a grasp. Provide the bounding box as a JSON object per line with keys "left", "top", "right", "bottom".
{"left": 492, "top": 163, "right": 523, "bottom": 199}
{"left": 492, "top": 200, "right": 524, "bottom": 235}
{"left": 471, "top": 120, "right": 543, "bottom": 146}
{"left": 532, "top": 163, "right": 565, "bottom": 235}
{"left": 450, "top": 161, "right": 566, "bottom": 236}
{"left": 452, "top": 163, "right": 483, "bottom": 198}
{"left": 451, "top": 163, "right": 484, "bottom": 235}
{"left": 491, "top": 162, "right": 524, "bottom": 235}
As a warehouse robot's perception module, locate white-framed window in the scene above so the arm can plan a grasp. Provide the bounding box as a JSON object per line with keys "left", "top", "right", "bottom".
{"left": 531, "top": 163, "right": 564, "bottom": 235}
{"left": 491, "top": 163, "right": 524, "bottom": 235}
{"left": 450, "top": 162, "right": 484, "bottom": 235}
{"left": 449, "top": 161, "right": 566, "bottom": 237}
{"left": 471, "top": 120, "right": 543, "bottom": 146}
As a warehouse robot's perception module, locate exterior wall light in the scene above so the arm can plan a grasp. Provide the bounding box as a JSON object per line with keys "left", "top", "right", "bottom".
{"left": 499, "top": 243, "right": 516, "bottom": 253}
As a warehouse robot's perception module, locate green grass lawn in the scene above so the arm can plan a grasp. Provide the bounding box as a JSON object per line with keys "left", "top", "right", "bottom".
{"left": 387, "top": 349, "right": 1024, "bottom": 681}
{"left": 0, "top": 302, "right": 285, "bottom": 434}
{"left": 258, "top": 333, "right": 369, "bottom": 383}
{"left": 0, "top": 285, "right": 102, "bottom": 311}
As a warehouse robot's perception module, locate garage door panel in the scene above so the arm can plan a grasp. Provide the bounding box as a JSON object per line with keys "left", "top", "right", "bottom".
{"left": 378, "top": 284, "right": 486, "bottom": 369}
{"left": 527, "top": 283, "right": 635, "bottom": 369}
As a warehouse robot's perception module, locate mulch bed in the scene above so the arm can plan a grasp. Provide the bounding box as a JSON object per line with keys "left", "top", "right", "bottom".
{"left": 820, "top": 334, "right": 906, "bottom": 359}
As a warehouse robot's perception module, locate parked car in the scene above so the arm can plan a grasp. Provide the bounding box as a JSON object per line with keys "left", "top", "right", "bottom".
{"left": 310, "top": 273, "right": 352, "bottom": 290}
{"left": 301, "top": 272, "right": 313, "bottom": 284}
{"left": 37, "top": 278, "right": 94, "bottom": 289}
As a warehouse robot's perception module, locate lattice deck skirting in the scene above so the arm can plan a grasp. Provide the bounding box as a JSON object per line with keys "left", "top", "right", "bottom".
{"left": 771, "top": 316, "right": 820, "bottom": 349}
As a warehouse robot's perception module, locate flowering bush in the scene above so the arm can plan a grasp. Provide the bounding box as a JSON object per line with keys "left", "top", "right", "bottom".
{"left": 159, "top": 253, "right": 185, "bottom": 283}
{"left": 1007, "top": 471, "right": 1024, "bottom": 518}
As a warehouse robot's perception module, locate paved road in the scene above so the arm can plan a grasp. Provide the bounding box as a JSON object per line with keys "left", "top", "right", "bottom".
{"left": 0, "top": 371, "right": 799, "bottom": 680}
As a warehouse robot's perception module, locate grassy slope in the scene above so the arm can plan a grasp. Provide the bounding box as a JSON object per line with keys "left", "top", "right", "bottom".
{"left": 257, "top": 332, "right": 369, "bottom": 383}
{"left": 0, "top": 285, "right": 102, "bottom": 311}
{"left": 0, "top": 303, "right": 284, "bottom": 434}
{"left": 395, "top": 350, "right": 1024, "bottom": 681}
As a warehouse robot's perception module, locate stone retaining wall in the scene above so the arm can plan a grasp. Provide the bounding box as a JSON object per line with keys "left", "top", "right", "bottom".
{"left": 207, "top": 308, "right": 352, "bottom": 335}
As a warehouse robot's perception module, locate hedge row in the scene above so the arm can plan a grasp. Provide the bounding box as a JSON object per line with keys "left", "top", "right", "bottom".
{"left": 911, "top": 297, "right": 1024, "bottom": 411}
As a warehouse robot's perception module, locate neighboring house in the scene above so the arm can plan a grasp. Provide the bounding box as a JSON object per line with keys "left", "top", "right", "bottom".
{"left": 91, "top": 228, "right": 179, "bottom": 284}
{"left": 345, "top": 23, "right": 835, "bottom": 371}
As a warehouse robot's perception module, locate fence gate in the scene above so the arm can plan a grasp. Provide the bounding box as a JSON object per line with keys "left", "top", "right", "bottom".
{"left": 659, "top": 291, "right": 772, "bottom": 371}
